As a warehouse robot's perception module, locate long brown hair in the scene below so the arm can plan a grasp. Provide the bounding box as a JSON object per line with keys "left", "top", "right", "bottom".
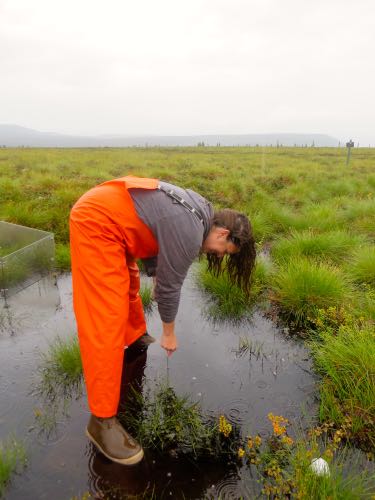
{"left": 206, "top": 209, "right": 256, "bottom": 296}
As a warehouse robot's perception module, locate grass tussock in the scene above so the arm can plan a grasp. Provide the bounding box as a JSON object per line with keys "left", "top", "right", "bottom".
{"left": 139, "top": 283, "right": 154, "bottom": 313}
{"left": 271, "top": 258, "right": 350, "bottom": 327}
{"left": 35, "top": 335, "right": 83, "bottom": 403}
{"left": 54, "top": 243, "right": 71, "bottom": 271}
{"left": 0, "top": 438, "right": 27, "bottom": 497}
{"left": 271, "top": 229, "right": 365, "bottom": 265}
{"left": 352, "top": 286, "right": 375, "bottom": 322}
{"left": 345, "top": 246, "right": 375, "bottom": 286}
{"left": 250, "top": 211, "right": 276, "bottom": 243}
{"left": 293, "top": 203, "right": 344, "bottom": 232}
{"left": 33, "top": 335, "right": 83, "bottom": 434}
{"left": 197, "top": 256, "right": 271, "bottom": 320}
{"left": 311, "top": 325, "right": 375, "bottom": 448}
{"left": 119, "top": 382, "right": 240, "bottom": 461}
{"left": 199, "top": 269, "right": 249, "bottom": 319}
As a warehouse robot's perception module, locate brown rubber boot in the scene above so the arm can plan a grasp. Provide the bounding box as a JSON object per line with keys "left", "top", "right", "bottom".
{"left": 86, "top": 415, "right": 144, "bottom": 465}
{"left": 126, "top": 332, "right": 156, "bottom": 355}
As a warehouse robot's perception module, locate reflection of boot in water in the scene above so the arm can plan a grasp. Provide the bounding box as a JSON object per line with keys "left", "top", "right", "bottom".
{"left": 118, "top": 346, "right": 148, "bottom": 416}
{"left": 86, "top": 415, "right": 144, "bottom": 465}
{"left": 87, "top": 435, "right": 151, "bottom": 499}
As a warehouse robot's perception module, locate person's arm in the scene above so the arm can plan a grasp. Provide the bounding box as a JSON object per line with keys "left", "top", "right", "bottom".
{"left": 154, "top": 214, "right": 202, "bottom": 318}
{"left": 153, "top": 212, "right": 203, "bottom": 353}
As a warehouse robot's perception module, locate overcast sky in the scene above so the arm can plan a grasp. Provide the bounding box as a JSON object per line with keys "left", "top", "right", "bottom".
{"left": 1, "top": 0, "right": 375, "bottom": 143}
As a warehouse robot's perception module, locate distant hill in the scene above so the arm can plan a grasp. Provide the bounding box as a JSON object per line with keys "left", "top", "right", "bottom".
{"left": 0, "top": 124, "right": 340, "bottom": 147}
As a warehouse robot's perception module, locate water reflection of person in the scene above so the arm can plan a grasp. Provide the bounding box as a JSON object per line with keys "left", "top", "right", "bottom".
{"left": 70, "top": 176, "right": 256, "bottom": 465}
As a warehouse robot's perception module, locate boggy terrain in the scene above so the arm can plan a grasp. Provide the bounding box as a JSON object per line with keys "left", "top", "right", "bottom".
{"left": 0, "top": 146, "right": 374, "bottom": 498}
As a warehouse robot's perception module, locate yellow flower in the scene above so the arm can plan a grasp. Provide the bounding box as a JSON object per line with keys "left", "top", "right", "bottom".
{"left": 268, "top": 413, "right": 289, "bottom": 436}
{"left": 281, "top": 436, "right": 294, "bottom": 446}
{"left": 254, "top": 435, "right": 262, "bottom": 447}
{"left": 238, "top": 447, "right": 245, "bottom": 458}
{"left": 219, "top": 415, "right": 232, "bottom": 437}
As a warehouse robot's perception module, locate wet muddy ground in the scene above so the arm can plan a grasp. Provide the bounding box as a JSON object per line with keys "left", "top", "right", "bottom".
{"left": 0, "top": 270, "right": 318, "bottom": 499}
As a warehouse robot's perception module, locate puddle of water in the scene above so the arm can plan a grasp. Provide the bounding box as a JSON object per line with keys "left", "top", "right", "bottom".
{"left": 0, "top": 275, "right": 61, "bottom": 335}
{"left": 1, "top": 270, "right": 318, "bottom": 499}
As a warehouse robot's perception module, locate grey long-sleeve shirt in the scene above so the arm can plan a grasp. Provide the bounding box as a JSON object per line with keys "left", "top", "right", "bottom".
{"left": 129, "top": 181, "right": 214, "bottom": 323}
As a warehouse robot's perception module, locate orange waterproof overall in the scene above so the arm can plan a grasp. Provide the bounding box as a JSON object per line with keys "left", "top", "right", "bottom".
{"left": 69, "top": 176, "right": 159, "bottom": 417}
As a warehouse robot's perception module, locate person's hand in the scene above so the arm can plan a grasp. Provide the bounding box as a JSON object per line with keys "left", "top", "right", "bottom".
{"left": 161, "top": 333, "right": 178, "bottom": 357}
{"left": 160, "top": 321, "right": 177, "bottom": 357}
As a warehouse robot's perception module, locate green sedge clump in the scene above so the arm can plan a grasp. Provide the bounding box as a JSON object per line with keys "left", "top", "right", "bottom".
{"left": 33, "top": 335, "right": 83, "bottom": 434}
{"left": 271, "top": 229, "right": 365, "bottom": 265}
{"left": 0, "top": 437, "right": 27, "bottom": 497}
{"left": 139, "top": 283, "right": 154, "bottom": 313}
{"left": 271, "top": 257, "right": 350, "bottom": 327}
{"left": 119, "top": 381, "right": 240, "bottom": 461}
{"left": 35, "top": 335, "right": 83, "bottom": 403}
{"left": 311, "top": 325, "right": 375, "bottom": 448}
{"left": 197, "top": 257, "right": 271, "bottom": 321}
{"left": 345, "top": 246, "right": 375, "bottom": 286}
{"left": 55, "top": 243, "right": 71, "bottom": 271}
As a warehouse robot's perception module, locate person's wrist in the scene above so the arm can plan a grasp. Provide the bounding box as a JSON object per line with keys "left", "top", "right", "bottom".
{"left": 162, "top": 321, "right": 175, "bottom": 335}
{"left": 162, "top": 329, "right": 175, "bottom": 337}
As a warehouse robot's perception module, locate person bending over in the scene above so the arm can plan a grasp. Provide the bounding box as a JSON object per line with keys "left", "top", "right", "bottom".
{"left": 70, "top": 175, "right": 256, "bottom": 465}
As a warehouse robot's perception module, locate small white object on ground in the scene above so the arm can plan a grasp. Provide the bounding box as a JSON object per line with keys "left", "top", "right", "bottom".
{"left": 310, "top": 457, "right": 330, "bottom": 476}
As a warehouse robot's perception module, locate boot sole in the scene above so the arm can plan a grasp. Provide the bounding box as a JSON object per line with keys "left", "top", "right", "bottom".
{"left": 85, "top": 428, "right": 144, "bottom": 465}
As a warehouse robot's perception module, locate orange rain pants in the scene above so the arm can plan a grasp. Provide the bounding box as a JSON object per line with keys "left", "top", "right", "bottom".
{"left": 69, "top": 176, "right": 159, "bottom": 417}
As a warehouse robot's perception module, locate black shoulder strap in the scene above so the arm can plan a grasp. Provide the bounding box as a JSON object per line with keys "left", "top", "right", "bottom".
{"left": 158, "top": 185, "right": 204, "bottom": 224}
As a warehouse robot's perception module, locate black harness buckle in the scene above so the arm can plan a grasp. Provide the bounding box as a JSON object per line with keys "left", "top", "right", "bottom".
{"left": 158, "top": 185, "right": 204, "bottom": 224}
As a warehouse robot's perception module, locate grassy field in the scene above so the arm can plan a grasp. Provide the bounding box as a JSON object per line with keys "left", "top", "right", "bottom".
{"left": 1, "top": 145, "right": 374, "bottom": 453}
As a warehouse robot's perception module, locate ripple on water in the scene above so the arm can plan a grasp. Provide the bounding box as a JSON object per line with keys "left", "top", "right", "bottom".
{"left": 86, "top": 443, "right": 119, "bottom": 499}
{"left": 221, "top": 399, "right": 250, "bottom": 426}
{"left": 285, "top": 408, "right": 298, "bottom": 420}
{"left": 206, "top": 473, "right": 254, "bottom": 500}
{"left": 258, "top": 427, "right": 271, "bottom": 439}
{"left": 270, "top": 392, "right": 293, "bottom": 408}
{"left": 87, "top": 444, "right": 102, "bottom": 495}
{"left": 255, "top": 379, "right": 269, "bottom": 390}
{"left": 36, "top": 420, "right": 68, "bottom": 447}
